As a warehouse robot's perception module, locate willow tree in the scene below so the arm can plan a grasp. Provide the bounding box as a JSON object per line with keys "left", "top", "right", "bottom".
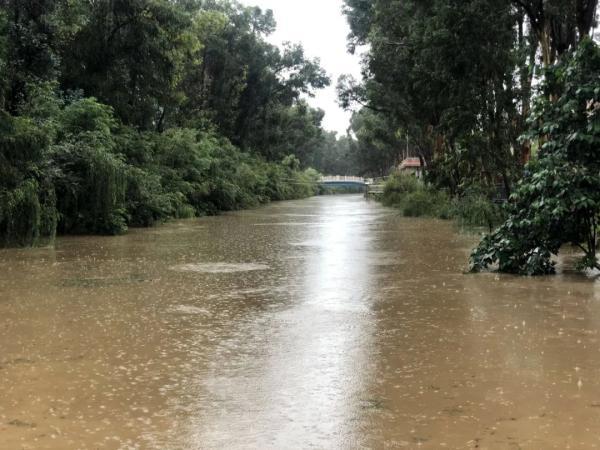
{"left": 0, "top": 112, "right": 57, "bottom": 247}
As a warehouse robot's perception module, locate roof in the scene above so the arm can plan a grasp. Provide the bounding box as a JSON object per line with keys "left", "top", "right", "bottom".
{"left": 399, "top": 157, "right": 422, "bottom": 169}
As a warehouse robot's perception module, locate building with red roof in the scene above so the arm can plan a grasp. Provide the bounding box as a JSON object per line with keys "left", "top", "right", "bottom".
{"left": 398, "top": 157, "right": 423, "bottom": 178}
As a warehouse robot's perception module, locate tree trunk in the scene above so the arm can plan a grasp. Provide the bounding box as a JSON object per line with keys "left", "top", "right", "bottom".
{"left": 538, "top": 26, "right": 554, "bottom": 66}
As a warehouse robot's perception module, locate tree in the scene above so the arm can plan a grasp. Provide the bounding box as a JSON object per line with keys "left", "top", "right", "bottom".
{"left": 313, "top": 132, "right": 361, "bottom": 176}
{"left": 471, "top": 40, "right": 600, "bottom": 274}
{"left": 0, "top": 110, "right": 56, "bottom": 246}
{"left": 257, "top": 101, "right": 327, "bottom": 165}
{"left": 59, "top": 0, "right": 187, "bottom": 129}
{"left": 1, "top": 0, "right": 60, "bottom": 113}
{"left": 350, "top": 108, "right": 403, "bottom": 176}
{"left": 341, "top": 0, "right": 527, "bottom": 193}
{"left": 189, "top": 3, "right": 329, "bottom": 155}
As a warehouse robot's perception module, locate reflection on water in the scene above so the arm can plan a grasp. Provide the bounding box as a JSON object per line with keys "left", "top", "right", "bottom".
{"left": 1, "top": 195, "right": 600, "bottom": 449}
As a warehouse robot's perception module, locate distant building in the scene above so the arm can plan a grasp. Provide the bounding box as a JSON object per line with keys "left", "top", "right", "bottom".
{"left": 398, "top": 157, "right": 423, "bottom": 178}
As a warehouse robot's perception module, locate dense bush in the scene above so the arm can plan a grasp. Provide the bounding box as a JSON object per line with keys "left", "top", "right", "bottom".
{"left": 0, "top": 93, "right": 320, "bottom": 247}
{"left": 382, "top": 175, "right": 451, "bottom": 218}
{"left": 451, "top": 188, "right": 506, "bottom": 231}
{"left": 381, "top": 175, "right": 421, "bottom": 207}
{"left": 51, "top": 99, "right": 128, "bottom": 235}
{"left": 402, "top": 189, "right": 450, "bottom": 218}
{"left": 381, "top": 174, "right": 504, "bottom": 227}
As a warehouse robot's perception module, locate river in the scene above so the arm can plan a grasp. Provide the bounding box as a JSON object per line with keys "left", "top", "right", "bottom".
{"left": 1, "top": 195, "right": 600, "bottom": 449}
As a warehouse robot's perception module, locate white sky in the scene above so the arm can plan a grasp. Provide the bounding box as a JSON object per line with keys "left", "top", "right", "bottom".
{"left": 239, "top": 0, "right": 362, "bottom": 135}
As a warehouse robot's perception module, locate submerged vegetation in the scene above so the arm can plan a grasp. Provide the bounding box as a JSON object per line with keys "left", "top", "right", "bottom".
{"left": 0, "top": 0, "right": 332, "bottom": 247}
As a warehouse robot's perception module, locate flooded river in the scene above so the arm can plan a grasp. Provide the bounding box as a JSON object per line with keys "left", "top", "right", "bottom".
{"left": 2, "top": 195, "right": 600, "bottom": 449}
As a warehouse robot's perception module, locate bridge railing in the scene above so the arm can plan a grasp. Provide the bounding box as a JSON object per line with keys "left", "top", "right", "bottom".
{"left": 319, "top": 176, "right": 367, "bottom": 184}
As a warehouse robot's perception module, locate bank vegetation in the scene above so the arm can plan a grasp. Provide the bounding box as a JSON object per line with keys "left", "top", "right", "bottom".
{"left": 0, "top": 0, "right": 346, "bottom": 247}
{"left": 342, "top": 0, "right": 600, "bottom": 274}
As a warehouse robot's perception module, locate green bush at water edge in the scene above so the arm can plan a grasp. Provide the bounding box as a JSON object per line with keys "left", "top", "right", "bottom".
{"left": 381, "top": 174, "right": 505, "bottom": 228}
{"left": 0, "top": 94, "right": 320, "bottom": 247}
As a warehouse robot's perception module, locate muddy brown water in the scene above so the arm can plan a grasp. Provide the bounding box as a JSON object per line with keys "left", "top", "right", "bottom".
{"left": 1, "top": 195, "right": 600, "bottom": 449}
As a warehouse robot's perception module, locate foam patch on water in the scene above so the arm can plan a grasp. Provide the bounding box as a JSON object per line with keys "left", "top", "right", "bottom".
{"left": 170, "top": 263, "right": 270, "bottom": 274}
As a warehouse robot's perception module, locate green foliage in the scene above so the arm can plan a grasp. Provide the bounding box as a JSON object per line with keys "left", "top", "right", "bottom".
{"left": 349, "top": 109, "right": 403, "bottom": 177}
{"left": 382, "top": 175, "right": 450, "bottom": 218}
{"left": 314, "top": 133, "right": 361, "bottom": 176}
{"left": 51, "top": 98, "right": 128, "bottom": 235}
{"left": 342, "top": 0, "right": 534, "bottom": 191}
{"left": 451, "top": 188, "right": 506, "bottom": 231}
{"left": 54, "top": 0, "right": 330, "bottom": 161}
{"left": 0, "top": 112, "right": 56, "bottom": 247}
{"left": 382, "top": 174, "right": 505, "bottom": 227}
{"left": 0, "top": 179, "right": 57, "bottom": 247}
{"left": 59, "top": 0, "right": 188, "bottom": 129}
{"left": 402, "top": 190, "right": 449, "bottom": 218}
{"left": 118, "top": 126, "right": 320, "bottom": 226}
{"left": 59, "top": 98, "right": 116, "bottom": 136}
{"left": 125, "top": 166, "right": 181, "bottom": 227}
{"left": 0, "top": 0, "right": 329, "bottom": 247}
{"left": 265, "top": 102, "right": 327, "bottom": 164}
{"left": 471, "top": 40, "right": 600, "bottom": 275}
{"left": 381, "top": 175, "right": 421, "bottom": 207}
{"left": 514, "top": 0, "right": 597, "bottom": 65}
{"left": 1, "top": 0, "right": 60, "bottom": 113}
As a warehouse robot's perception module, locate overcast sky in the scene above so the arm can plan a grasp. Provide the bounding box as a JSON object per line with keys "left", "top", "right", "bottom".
{"left": 238, "top": 0, "right": 362, "bottom": 135}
